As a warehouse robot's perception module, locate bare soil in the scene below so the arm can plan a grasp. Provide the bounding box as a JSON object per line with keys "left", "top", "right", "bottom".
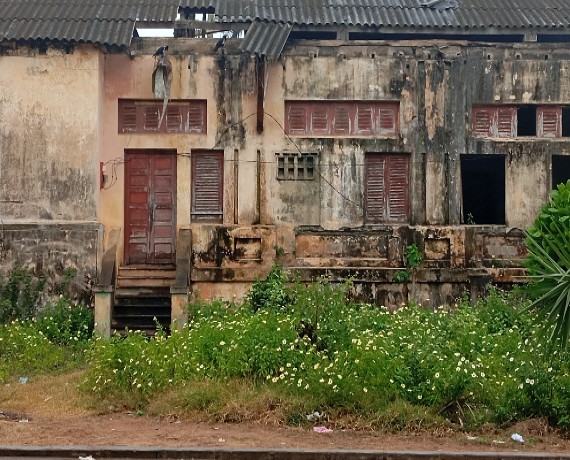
{"left": 1, "top": 373, "right": 569, "bottom": 453}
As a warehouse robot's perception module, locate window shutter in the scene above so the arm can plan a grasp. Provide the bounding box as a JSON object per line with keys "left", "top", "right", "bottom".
{"left": 472, "top": 107, "right": 494, "bottom": 137}
{"left": 192, "top": 151, "right": 224, "bottom": 222}
{"left": 497, "top": 107, "right": 516, "bottom": 137}
{"left": 119, "top": 102, "right": 138, "bottom": 132}
{"left": 287, "top": 105, "right": 308, "bottom": 134}
{"left": 143, "top": 106, "right": 160, "bottom": 131}
{"left": 166, "top": 106, "right": 182, "bottom": 132}
{"left": 356, "top": 105, "right": 373, "bottom": 134}
{"left": 333, "top": 105, "right": 351, "bottom": 134}
{"left": 386, "top": 156, "right": 409, "bottom": 222}
{"left": 187, "top": 103, "right": 206, "bottom": 133}
{"left": 378, "top": 105, "right": 397, "bottom": 134}
{"left": 538, "top": 106, "right": 561, "bottom": 138}
{"left": 311, "top": 104, "right": 329, "bottom": 134}
{"left": 365, "top": 155, "right": 386, "bottom": 223}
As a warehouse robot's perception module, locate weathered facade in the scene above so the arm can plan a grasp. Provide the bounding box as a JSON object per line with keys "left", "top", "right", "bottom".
{"left": 2, "top": 0, "right": 570, "bottom": 335}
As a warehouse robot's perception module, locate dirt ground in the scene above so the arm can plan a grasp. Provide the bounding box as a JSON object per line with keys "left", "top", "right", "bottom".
{"left": 1, "top": 373, "right": 570, "bottom": 453}
{"left": 2, "top": 412, "right": 570, "bottom": 453}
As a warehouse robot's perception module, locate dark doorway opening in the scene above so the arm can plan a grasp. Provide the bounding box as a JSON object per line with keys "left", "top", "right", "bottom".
{"left": 517, "top": 105, "right": 536, "bottom": 136}
{"left": 552, "top": 155, "right": 570, "bottom": 189}
{"left": 461, "top": 154, "right": 505, "bottom": 225}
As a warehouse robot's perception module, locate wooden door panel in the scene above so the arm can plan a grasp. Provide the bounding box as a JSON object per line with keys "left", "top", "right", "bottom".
{"left": 125, "top": 151, "right": 176, "bottom": 265}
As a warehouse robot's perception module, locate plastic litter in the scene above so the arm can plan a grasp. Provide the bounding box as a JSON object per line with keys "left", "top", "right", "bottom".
{"left": 306, "top": 411, "right": 324, "bottom": 421}
{"left": 511, "top": 433, "right": 525, "bottom": 443}
{"left": 313, "top": 426, "right": 333, "bottom": 433}
{"left": 78, "top": 456, "right": 95, "bottom": 460}
{"left": 19, "top": 377, "right": 28, "bottom": 384}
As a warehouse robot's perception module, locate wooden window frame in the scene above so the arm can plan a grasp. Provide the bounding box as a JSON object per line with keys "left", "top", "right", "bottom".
{"left": 364, "top": 153, "right": 410, "bottom": 224}
{"left": 473, "top": 104, "right": 567, "bottom": 138}
{"left": 119, "top": 99, "right": 207, "bottom": 134}
{"left": 285, "top": 101, "right": 399, "bottom": 137}
{"left": 191, "top": 150, "right": 224, "bottom": 223}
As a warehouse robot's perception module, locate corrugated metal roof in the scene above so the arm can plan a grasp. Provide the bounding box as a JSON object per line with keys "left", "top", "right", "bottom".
{"left": 0, "top": 0, "right": 178, "bottom": 48}
{"left": 240, "top": 20, "right": 292, "bottom": 59}
{"left": 181, "top": 0, "right": 570, "bottom": 30}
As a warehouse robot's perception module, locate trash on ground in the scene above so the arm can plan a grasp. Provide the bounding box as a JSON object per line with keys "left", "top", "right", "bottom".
{"left": 19, "top": 377, "right": 28, "bottom": 384}
{"left": 313, "top": 426, "right": 333, "bottom": 433}
{"left": 511, "top": 433, "right": 525, "bottom": 443}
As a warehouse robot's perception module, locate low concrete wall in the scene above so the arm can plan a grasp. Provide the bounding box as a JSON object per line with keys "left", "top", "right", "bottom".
{"left": 0, "top": 221, "right": 102, "bottom": 300}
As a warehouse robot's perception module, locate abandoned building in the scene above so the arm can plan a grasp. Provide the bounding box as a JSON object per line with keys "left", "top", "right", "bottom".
{"left": 2, "top": 0, "right": 570, "bottom": 336}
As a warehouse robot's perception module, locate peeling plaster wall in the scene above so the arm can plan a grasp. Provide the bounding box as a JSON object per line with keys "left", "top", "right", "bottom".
{"left": 5, "top": 38, "right": 570, "bottom": 307}
{"left": 0, "top": 45, "right": 101, "bottom": 285}
{"left": 0, "top": 47, "right": 99, "bottom": 221}
{"left": 178, "top": 40, "right": 570, "bottom": 305}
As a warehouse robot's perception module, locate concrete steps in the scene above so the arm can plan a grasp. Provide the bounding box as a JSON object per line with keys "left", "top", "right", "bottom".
{"left": 112, "top": 266, "right": 175, "bottom": 335}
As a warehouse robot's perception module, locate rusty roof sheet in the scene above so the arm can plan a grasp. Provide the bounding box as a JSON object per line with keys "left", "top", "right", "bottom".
{"left": 181, "top": 0, "right": 570, "bottom": 30}
{"left": 240, "top": 20, "right": 293, "bottom": 59}
{"left": 0, "top": 0, "right": 179, "bottom": 48}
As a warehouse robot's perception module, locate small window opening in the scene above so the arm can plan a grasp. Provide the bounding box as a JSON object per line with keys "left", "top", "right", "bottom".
{"left": 461, "top": 154, "right": 505, "bottom": 225}
{"left": 517, "top": 105, "right": 536, "bottom": 136}
{"left": 562, "top": 108, "right": 570, "bottom": 137}
{"left": 306, "top": 155, "right": 315, "bottom": 179}
{"left": 287, "top": 156, "right": 295, "bottom": 179}
{"left": 277, "top": 157, "right": 285, "bottom": 180}
{"left": 552, "top": 155, "right": 570, "bottom": 189}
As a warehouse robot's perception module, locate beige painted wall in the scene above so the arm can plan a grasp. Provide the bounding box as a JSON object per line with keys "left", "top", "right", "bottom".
{"left": 0, "top": 47, "right": 100, "bottom": 221}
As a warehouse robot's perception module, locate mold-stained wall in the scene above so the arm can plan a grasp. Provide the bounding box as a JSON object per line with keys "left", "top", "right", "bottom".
{"left": 4, "top": 36, "right": 570, "bottom": 308}
{"left": 0, "top": 45, "right": 102, "bottom": 285}
{"left": 0, "top": 47, "right": 100, "bottom": 221}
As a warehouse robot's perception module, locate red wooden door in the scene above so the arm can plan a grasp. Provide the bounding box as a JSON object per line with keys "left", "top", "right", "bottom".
{"left": 124, "top": 150, "right": 176, "bottom": 265}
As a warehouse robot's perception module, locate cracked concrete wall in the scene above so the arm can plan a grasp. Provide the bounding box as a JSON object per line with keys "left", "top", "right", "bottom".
{"left": 0, "top": 47, "right": 100, "bottom": 221}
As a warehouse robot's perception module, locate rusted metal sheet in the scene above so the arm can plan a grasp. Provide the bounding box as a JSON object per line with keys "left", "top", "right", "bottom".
{"left": 119, "top": 100, "right": 207, "bottom": 134}
{"left": 191, "top": 150, "right": 224, "bottom": 223}
{"left": 124, "top": 150, "right": 176, "bottom": 265}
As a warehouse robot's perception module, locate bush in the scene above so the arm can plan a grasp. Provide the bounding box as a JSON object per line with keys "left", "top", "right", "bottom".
{"left": 82, "top": 278, "right": 570, "bottom": 429}
{"left": 34, "top": 298, "right": 94, "bottom": 346}
{"left": 0, "top": 265, "right": 45, "bottom": 323}
{"left": 524, "top": 179, "right": 570, "bottom": 348}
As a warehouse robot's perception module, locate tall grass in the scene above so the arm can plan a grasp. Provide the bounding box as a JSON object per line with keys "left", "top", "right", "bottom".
{"left": 83, "top": 271, "right": 570, "bottom": 429}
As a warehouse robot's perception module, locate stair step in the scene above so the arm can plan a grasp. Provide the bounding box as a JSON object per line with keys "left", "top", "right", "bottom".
{"left": 115, "top": 287, "right": 171, "bottom": 298}
{"left": 114, "top": 297, "right": 171, "bottom": 308}
{"left": 117, "top": 278, "right": 175, "bottom": 288}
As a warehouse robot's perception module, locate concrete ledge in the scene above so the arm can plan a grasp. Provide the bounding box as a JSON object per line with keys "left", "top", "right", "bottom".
{"left": 1, "top": 446, "right": 569, "bottom": 460}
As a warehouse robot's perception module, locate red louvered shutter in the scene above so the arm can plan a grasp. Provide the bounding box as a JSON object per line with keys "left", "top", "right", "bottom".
{"left": 378, "top": 104, "right": 397, "bottom": 135}
{"left": 286, "top": 104, "right": 308, "bottom": 134}
{"left": 356, "top": 105, "right": 374, "bottom": 134}
{"left": 497, "top": 107, "right": 516, "bottom": 137}
{"left": 143, "top": 106, "right": 160, "bottom": 131}
{"left": 365, "top": 154, "right": 409, "bottom": 223}
{"left": 119, "top": 101, "right": 138, "bottom": 132}
{"left": 333, "top": 104, "right": 351, "bottom": 134}
{"left": 365, "top": 154, "right": 386, "bottom": 223}
{"left": 311, "top": 104, "right": 329, "bottom": 134}
{"left": 538, "top": 106, "right": 561, "bottom": 138}
{"left": 166, "top": 106, "right": 182, "bottom": 132}
{"left": 472, "top": 107, "right": 494, "bottom": 137}
{"left": 386, "top": 155, "right": 409, "bottom": 222}
{"left": 192, "top": 151, "right": 224, "bottom": 223}
{"left": 187, "top": 103, "right": 206, "bottom": 133}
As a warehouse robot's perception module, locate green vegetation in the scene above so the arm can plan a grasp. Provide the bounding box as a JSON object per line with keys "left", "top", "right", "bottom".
{"left": 525, "top": 179, "right": 570, "bottom": 348}
{"left": 3, "top": 264, "right": 570, "bottom": 431}
{"left": 84, "top": 268, "right": 570, "bottom": 430}
{"left": 0, "top": 265, "right": 94, "bottom": 383}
